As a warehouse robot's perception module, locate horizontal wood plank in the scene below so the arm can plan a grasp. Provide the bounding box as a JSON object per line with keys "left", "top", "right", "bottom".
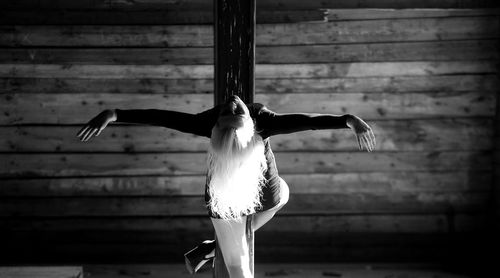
{"left": 2, "top": 40, "right": 498, "bottom": 64}
{"left": 5, "top": 9, "right": 497, "bottom": 25}
{"left": 82, "top": 264, "right": 494, "bottom": 278}
{"left": 0, "top": 10, "right": 326, "bottom": 25}
{"left": 0, "top": 152, "right": 492, "bottom": 177}
{"left": 0, "top": 93, "right": 212, "bottom": 125}
{"left": 2, "top": 214, "right": 481, "bottom": 233}
{"left": 1, "top": 61, "right": 496, "bottom": 79}
{"left": 0, "top": 171, "right": 491, "bottom": 197}
{"left": 1, "top": 0, "right": 498, "bottom": 10}
{"left": 256, "top": 75, "right": 499, "bottom": 94}
{"left": 0, "top": 245, "right": 478, "bottom": 265}
{"left": 1, "top": 17, "right": 498, "bottom": 47}
{"left": 326, "top": 8, "right": 500, "bottom": 21}
{"left": 0, "top": 267, "right": 83, "bottom": 278}
{"left": 0, "top": 218, "right": 483, "bottom": 254}
{"left": 0, "top": 235, "right": 482, "bottom": 264}
{"left": 1, "top": 77, "right": 214, "bottom": 94}
{"left": 257, "top": 91, "right": 495, "bottom": 118}
{"left": 0, "top": 192, "right": 489, "bottom": 217}
{"left": 2, "top": 61, "right": 497, "bottom": 80}
{"left": 0, "top": 92, "right": 492, "bottom": 124}
{"left": 257, "top": 17, "right": 500, "bottom": 46}
{"left": 0, "top": 118, "right": 493, "bottom": 152}
{"left": 0, "top": 92, "right": 496, "bottom": 124}
{"left": 0, "top": 230, "right": 479, "bottom": 250}
{"left": 2, "top": 75, "right": 497, "bottom": 95}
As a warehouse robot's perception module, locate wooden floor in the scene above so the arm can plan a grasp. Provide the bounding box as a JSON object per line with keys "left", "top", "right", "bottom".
{"left": 80, "top": 264, "right": 473, "bottom": 278}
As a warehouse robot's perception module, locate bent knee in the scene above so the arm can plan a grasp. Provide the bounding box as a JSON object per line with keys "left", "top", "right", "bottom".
{"left": 277, "top": 177, "right": 290, "bottom": 207}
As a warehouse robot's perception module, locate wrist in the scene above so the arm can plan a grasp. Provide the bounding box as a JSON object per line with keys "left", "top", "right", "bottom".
{"left": 344, "top": 114, "right": 355, "bottom": 128}
{"left": 107, "top": 109, "right": 118, "bottom": 122}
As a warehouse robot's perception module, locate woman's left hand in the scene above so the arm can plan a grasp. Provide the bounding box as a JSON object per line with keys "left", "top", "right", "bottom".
{"left": 346, "top": 115, "right": 376, "bottom": 152}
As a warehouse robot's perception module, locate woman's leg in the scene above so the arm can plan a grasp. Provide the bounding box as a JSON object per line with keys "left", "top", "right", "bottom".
{"left": 187, "top": 178, "right": 289, "bottom": 275}
{"left": 252, "top": 177, "right": 290, "bottom": 231}
{"left": 211, "top": 216, "right": 252, "bottom": 278}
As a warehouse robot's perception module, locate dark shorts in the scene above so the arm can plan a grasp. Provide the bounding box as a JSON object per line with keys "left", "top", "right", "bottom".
{"left": 205, "top": 176, "right": 289, "bottom": 219}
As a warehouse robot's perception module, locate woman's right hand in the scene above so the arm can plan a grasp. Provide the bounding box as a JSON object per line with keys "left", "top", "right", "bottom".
{"left": 345, "top": 114, "right": 376, "bottom": 152}
{"left": 76, "top": 109, "right": 117, "bottom": 142}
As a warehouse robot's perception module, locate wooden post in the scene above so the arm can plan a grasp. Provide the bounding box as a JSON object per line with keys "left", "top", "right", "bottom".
{"left": 213, "top": 0, "right": 256, "bottom": 277}
{"left": 495, "top": 83, "right": 500, "bottom": 233}
{"left": 214, "top": 0, "right": 256, "bottom": 105}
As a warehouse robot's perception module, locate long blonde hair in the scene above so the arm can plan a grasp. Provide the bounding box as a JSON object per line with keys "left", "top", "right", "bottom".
{"left": 206, "top": 118, "right": 267, "bottom": 220}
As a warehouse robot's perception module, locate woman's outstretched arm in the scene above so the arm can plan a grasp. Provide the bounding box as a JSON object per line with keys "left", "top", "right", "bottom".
{"left": 258, "top": 108, "right": 376, "bottom": 152}
{"left": 113, "top": 108, "right": 216, "bottom": 137}
{"left": 76, "top": 107, "right": 218, "bottom": 142}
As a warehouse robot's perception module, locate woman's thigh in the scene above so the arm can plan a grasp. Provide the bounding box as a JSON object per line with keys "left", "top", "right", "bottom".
{"left": 265, "top": 177, "right": 290, "bottom": 212}
{"left": 211, "top": 216, "right": 252, "bottom": 277}
{"left": 252, "top": 177, "right": 289, "bottom": 231}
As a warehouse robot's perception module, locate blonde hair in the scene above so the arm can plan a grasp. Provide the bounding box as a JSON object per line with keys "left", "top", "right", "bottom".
{"left": 207, "top": 118, "right": 267, "bottom": 220}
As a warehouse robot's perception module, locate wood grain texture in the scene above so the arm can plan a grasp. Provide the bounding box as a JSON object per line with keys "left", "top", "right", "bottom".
{"left": 0, "top": 151, "right": 492, "bottom": 178}
{"left": 3, "top": 9, "right": 499, "bottom": 25}
{"left": 0, "top": 93, "right": 212, "bottom": 124}
{"left": 79, "top": 264, "right": 496, "bottom": 278}
{"left": 0, "top": 91, "right": 495, "bottom": 124}
{"left": 2, "top": 75, "right": 497, "bottom": 95}
{"left": 0, "top": 239, "right": 481, "bottom": 264}
{"left": 0, "top": 118, "right": 493, "bottom": 152}
{"left": 0, "top": 7, "right": 497, "bottom": 264}
{"left": 1, "top": 214, "right": 478, "bottom": 233}
{"left": 1, "top": 61, "right": 495, "bottom": 79}
{"left": 2, "top": 40, "right": 498, "bottom": 64}
{"left": 0, "top": 171, "right": 491, "bottom": 197}
{"left": 1, "top": 0, "right": 498, "bottom": 10}
{"left": 326, "top": 8, "right": 500, "bottom": 20}
{"left": 0, "top": 267, "right": 83, "bottom": 278}
{"left": 257, "top": 92, "right": 495, "bottom": 118}
{"left": 1, "top": 17, "right": 498, "bottom": 47}
{"left": 495, "top": 58, "right": 500, "bottom": 227}
{"left": 0, "top": 192, "right": 489, "bottom": 217}
{"left": 0, "top": 10, "right": 326, "bottom": 25}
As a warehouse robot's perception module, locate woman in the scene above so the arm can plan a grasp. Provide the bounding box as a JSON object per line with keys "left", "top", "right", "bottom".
{"left": 76, "top": 95, "right": 375, "bottom": 278}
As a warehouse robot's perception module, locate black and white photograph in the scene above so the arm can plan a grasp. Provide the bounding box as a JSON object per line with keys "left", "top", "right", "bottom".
{"left": 0, "top": 0, "right": 499, "bottom": 277}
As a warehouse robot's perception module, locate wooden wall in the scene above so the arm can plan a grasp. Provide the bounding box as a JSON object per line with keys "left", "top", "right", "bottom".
{"left": 0, "top": 0, "right": 499, "bottom": 268}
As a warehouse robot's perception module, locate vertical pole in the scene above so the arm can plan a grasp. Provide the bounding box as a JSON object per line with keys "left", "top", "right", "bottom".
{"left": 246, "top": 214, "right": 255, "bottom": 274}
{"left": 213, "top": 0, "right": 256, "bottom": 277}
{"left": 494, "top": 86, "right": 500, "bottom": 235}
{"left": 214, "top": 0, "right": 256, "bottom": 105}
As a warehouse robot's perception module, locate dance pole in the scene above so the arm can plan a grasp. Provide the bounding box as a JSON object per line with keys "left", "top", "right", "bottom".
{"left": 213, "top": 0, "right": 256, "bottom": 277}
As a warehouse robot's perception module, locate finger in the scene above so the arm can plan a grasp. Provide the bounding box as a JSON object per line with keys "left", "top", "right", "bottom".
{"left": 83, "top": 128, "right": 97, "bottom": 141}
{"left": 85, "top": 128, "right": 99, "bottom": 141}
{"left": 364, "top": 133, "right": 374, "bottom": 151}
{"left": 366, "top": 135, "right": 373, "bottom": 152}
{"left": 369, "top": 129, "right": 376, "bottom": 147}
{"left": 77, "top": 126, "right": 90, "bottom": 137}
{"left": 371, "top": 133, "right": 376, "bottom": 150}
{"left": 359, "top": 135, "right": 369, "bottom": 151}
{"left": 367, "top": 133, "right": 375, "bottom": 151}
{"left": 81, "top": 128, "right": 92, "bottom": 141}
{"left": 357, "top": 136, "right": 363, "bottom": 151}
{"left": 96, "top": 126, "right": 105, "bottom": 136}
{"left": 80, "top": 127, "right": 93, "bottom": 141}
{"left": 361, "top": 134, "right": 372, "bottom": 152}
